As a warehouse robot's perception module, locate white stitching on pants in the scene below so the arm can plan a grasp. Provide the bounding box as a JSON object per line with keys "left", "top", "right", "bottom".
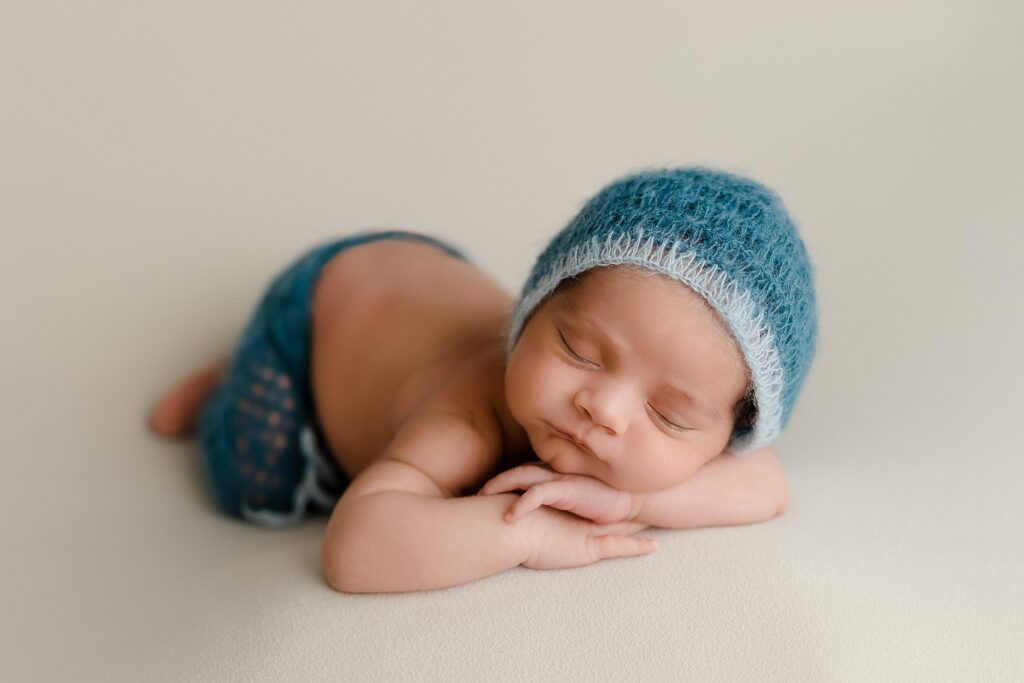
{"left": 240, "top": 424, "right": 342, "bottom": 527}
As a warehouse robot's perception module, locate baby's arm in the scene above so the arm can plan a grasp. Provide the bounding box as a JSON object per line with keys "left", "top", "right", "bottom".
{"left": 630, "top": 447, "right": 789, "bottom": 529}
{"left": 479, "top": 447, "right": 788, "bottom": 530}
{"left": 323, "top": 409, "right": 529, "bottom": 593}
{"left": 322, "top": 410, "right": 654, "bottom": 593}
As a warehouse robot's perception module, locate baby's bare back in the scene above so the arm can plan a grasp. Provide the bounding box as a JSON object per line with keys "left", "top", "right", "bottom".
{"left": 309, "top": 237, "right": 519, "bottom": 480}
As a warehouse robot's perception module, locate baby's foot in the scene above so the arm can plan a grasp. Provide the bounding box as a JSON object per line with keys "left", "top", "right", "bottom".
{"left": 148, "top": 360, "right": 227, "bottom": 438}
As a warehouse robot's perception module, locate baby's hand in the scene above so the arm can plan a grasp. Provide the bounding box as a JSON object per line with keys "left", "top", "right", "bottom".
{"left": 476, "top": 462, "right": 636, "bottom": 525}
{"left": 516, "top": 506, "right": 656, "bottom": 571}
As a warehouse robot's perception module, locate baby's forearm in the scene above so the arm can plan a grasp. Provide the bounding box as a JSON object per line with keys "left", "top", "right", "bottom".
{"left": 324, "top": 491, "right": 531, "bottom": 594}
{"left": 631, "top": 447, "right": 789, "bottom": 529}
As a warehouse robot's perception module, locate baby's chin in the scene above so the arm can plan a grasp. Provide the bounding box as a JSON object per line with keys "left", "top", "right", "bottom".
{"left": 530, "top": 437, "right": 583, "bottom": 476}
{"left": 532, "top": 439, "right": 621, "bottom": 487}
{"left": 528, "top": 421, "right": 664, "bottom": 491}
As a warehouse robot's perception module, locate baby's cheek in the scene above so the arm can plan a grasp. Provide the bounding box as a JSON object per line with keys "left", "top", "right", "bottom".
{"left": 503, "top": 354, "right": 536, "bottom": 419}
{"left": 508, "top": 352, "right": 560, "bottom": 414}
{"left": 530, "top": 360, "right": 573, "bottom": 404}
{"left": 667, "top": 447, "right": 712, "bottom": 486}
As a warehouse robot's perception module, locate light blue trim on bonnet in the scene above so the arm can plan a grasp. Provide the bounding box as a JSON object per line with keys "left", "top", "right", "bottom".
{"left": 504, "top": 227, "right": 784, "bottom": 453}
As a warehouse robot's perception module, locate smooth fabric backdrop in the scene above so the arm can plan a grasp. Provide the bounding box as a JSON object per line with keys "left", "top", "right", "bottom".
{"left": 2, "top": 1, "right": 1022, "bottom": 680}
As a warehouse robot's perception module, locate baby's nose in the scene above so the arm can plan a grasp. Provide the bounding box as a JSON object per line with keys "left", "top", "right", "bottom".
{"left": 575, "top": 389, "right": 629, "bottom": 433}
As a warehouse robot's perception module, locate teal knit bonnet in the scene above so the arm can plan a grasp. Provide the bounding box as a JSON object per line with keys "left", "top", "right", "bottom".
{"left": 504, "top": 166, "right": 818, "bottom": 454}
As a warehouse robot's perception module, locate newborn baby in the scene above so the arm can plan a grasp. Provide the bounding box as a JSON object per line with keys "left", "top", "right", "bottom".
{"left": 149, "top": 166, "right": 818, "bottom": 593}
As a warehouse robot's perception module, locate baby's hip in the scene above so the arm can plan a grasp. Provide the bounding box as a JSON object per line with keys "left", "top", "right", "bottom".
{"left": 196, "top": 229, "right": 470, "bottom": 524}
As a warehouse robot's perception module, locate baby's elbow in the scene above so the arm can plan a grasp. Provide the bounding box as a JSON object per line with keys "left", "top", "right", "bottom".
{"left": 323, "top": 539, "right": 378, "bottom": 594}
{"left": 774, "top": 479, "right": 790, "bottom": 517}
{"left": 321, "top": 505, "right": 376, "bottom": 594}
{"left": 322, "top": 534, "right": 356, "bottom": 593}
{"left": 323, "top": 561, "right": 349, "bottom": 594}
{"left": 324, "top": 566, "right": 367, "bottom": 595}
{"left": 758, "top": 447, "right": 789, "bottom": 518}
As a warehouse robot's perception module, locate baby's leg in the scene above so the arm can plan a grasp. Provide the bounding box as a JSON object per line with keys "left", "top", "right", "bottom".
{"left": 149, "top": 358, "right": 229, "bottom": 438}
{"left": 163, "top": 229, "right": 464, "bottom": 525}
{"left": 198, "top": 347, "right": 311, "bottom": 521}
{"left": 196, "top": 322, "right": 347, "bottom": 525}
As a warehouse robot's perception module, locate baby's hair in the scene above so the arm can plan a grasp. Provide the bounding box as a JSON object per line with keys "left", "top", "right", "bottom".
{"left": 548, "top": 268, "right": 757, "bottom": 433}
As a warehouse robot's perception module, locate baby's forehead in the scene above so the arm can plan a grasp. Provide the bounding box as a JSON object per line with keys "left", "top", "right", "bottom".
{"left": 562, "top": 265, "right": 711, "bottom": 312}
{"left": 553, "top": 266, "right": 745, "bottom": 371}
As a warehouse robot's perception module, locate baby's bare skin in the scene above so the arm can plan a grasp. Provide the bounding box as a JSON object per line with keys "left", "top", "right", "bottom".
{"left": 308, "top": 238, "right": 535, "bottom": 489}
{"left": 150, "top": 234, "right": 789, "bottom": 592}
{"left": 308, "top": 240, "right": 788, "bottom": 591}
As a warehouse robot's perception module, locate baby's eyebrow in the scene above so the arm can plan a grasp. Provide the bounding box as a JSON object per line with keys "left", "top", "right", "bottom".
{"left": 661, "top": 384, "right": 723, "bottom": 424}
{"left": 560, "top": 292, "right": 584, "bottom": 317}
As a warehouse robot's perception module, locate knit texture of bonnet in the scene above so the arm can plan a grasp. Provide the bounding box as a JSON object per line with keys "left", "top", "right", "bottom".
{"left": 504, "top": 166, "right": 818, "bottom": 453}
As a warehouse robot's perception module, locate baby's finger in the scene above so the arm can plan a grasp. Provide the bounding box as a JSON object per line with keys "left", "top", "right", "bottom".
{"left": 589, "top": 534, "right": 659, "bottom": 560}
{"left": 477, "top": 464, "right": 559, "bottom": 496}
{"left": 505, "top": 481, "right": 573, "bottom": 523}
{"left": 591, "top": 521, "right": 650, "bottom": 536}
{"left": 503, "top": 499, "right": 536, "bottom": 523}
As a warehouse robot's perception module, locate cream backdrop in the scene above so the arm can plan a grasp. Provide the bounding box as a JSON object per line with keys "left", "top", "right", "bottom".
{"left": 2, "top": 1, "right": 1022, "bottom": 680}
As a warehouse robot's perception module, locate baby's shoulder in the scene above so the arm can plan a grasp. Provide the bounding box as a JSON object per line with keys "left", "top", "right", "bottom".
{"left": 382, "top": 347, "right": 512, "bottom": 496}
{"left": 411, "top": 345, "right": 505, "bottom": 435}
{"left": 414, "top": 345, "right": 533, "bottom": 471}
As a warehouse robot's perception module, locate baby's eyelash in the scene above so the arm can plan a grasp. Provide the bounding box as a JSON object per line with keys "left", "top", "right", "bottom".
{"left": 557, "top": 331, "right": 594, "bottom": 365}
{"left": 651, "top": 406, "right": 689, "bottom": 432}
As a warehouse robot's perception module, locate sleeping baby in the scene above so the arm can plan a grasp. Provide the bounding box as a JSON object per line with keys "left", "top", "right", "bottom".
{"left": 148, "top": 166, "right": 819, "bottom": 593}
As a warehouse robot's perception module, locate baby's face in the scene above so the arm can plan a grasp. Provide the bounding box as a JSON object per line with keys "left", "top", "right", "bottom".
{"left": 505, "top": 267, "right": 750, "bottom": 492}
